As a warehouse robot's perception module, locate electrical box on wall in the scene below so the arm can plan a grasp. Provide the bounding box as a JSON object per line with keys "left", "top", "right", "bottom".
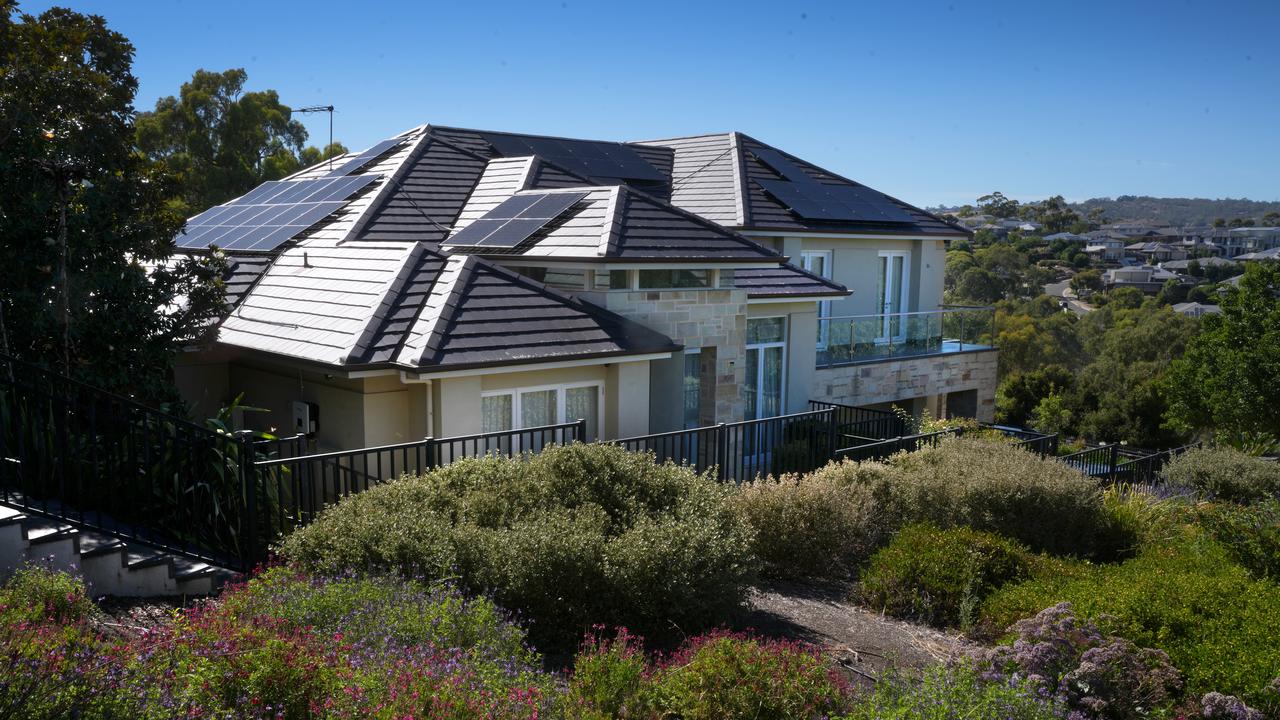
{"left": 292, "top": 400, "right": 319, "bottom": 437}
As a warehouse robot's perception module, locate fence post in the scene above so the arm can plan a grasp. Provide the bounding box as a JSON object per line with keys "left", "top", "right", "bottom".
{"left": 1107, "top": 444, "right": 1119, "bottom": 483}
{"left": 825, "top": 409, "right": 837, "bottom": 467}
{"left": 238, "top": 433, "right": 259, "bottom": 573}
{"left": 575, "top": 418, "right": 588, "bottom": 444}
{"left": 716, "top": 423, "right": 728, "bottom": 482}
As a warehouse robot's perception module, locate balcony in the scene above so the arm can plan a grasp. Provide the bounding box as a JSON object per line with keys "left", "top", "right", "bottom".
{"left": 816, "top": 305, "right": 996, "bottom": 368}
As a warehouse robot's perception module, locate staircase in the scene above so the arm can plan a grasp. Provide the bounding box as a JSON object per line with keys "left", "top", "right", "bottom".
{"left": 0, "top": 503, "right": 236, "bottom": 597}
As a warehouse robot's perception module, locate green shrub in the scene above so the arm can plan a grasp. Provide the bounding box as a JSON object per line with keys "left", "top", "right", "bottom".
{"left": 981, "top": 530, "right": 1280, "bottom": 710}
{"left": 648, "top": 632, "right": 848, "bottom": 720}
{"left": 838, "top": 662, "right": 1067, "bottom": 720}
{"left": 732, "top": 472, "right": 879, "bottom": 581}
{"left": 826, "top": 437, "right": 1125, "bottom": 559}
{"left": 0, "top": 563, "right": 97, "bottom": 624}
{"left": 860, "top": 524, "right": 1035, "bottom": 628}
{"left": 279, "top": 443, "right": 755, "bottom": 651}
{"left": 1194, "top": 499, "right": 1280, "bottom": 580}
{"left": 1163, "top": 447, "right": 1280, "bottom": 504}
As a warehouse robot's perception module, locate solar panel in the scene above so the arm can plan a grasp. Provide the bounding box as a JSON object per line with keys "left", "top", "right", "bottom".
{"left": 446, "top": 191, "right": 588, "bottom": 249}
{"left": 325, "top": 139, "right": 404, "bottom": 176}
{"left": 481, "top": 133, "right": 665, "bottom": 182}
{"left": 749, "top": 147, "right": 916, "bottom": 224}
{"left": 175, "top": 174, "right": 377, "bottom": 253}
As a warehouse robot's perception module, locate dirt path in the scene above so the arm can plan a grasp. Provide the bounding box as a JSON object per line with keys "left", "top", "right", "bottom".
{"left": 739, "top": 581, "right": 968, "bottom": 685}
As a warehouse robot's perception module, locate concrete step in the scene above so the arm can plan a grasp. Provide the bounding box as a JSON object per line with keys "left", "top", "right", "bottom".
{"left": 0, "top": 501, "right": 237, "bottom": 598}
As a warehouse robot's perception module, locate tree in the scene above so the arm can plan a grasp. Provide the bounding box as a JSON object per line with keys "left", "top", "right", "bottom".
{"left": 1264, "top": 211, "right": 1280, "bottom": 226}
{"left": 1162, "top": 262, "right": 1280, "bottom": 447}
{"left": 954, "top": 267, "right": 1004, "bottom": 304}
{"left": 1155, "top": 278, "right": 1189, "bottom": 306}
{"left": 1213, "top": 217, "right": 1227, "bottom": 228}
{"left": 996, "top": 364, "right": 1075, "bottom": 427}
{"left": 135, "top": 68, "right": 313, "bottom": 215}
{"left": 977, "top": 191, "right": 1020, "bottom": 219}
{"left": 0, "top": 4, "right": 226, "bottom": 401}
{"left": 1031, "top": 388, "right": 1072, "bottom": 435}
{"left": 1070, "top": 269, "right": 1103, "bottom": 297}
{"left": 1070, "top": 302, "right": 1198, "bottom": 447}
{"left": 1027, "top": 195, "right": 1080, "bottom": 234}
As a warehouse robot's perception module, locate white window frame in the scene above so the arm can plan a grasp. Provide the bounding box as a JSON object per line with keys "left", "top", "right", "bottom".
{"left": 480, "top": 381, "right": 605, "bottom": 438}
{"left": 744, "top": 316, "right": 788, "bottom": 421}
{"left": 800, "top": 250, "right": 833, "bottom": 348}
{"left": 876, "top": 250, "right": 911, "bottom": 343}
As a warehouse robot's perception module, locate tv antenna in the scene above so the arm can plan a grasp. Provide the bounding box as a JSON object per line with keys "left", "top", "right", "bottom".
{"left": 294, "top": 105, "right": 335, "bottom": 170}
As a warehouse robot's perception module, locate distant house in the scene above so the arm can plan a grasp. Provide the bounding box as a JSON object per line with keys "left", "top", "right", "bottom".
{"left": 1160, "top": 256, "right": 1238, "bottom": 272}
{"left": 1082, "top": 230, "right": 1127, "bottom": 261}
{"left": 1236, "top": 246, "right": 1280, "bottom": 261}
{"left": 1124, "top": 241, "right": 1187, "bottom": 263}
{"left": 1221, "top": 227, "right": 1280, "bottom": 258}
{"left": 1044, "top": 232, "right": 1085, "bottom": 243}
{"left": 1171, "top": 302, "right": 1222, "bottom": 318}
{"left": 1102, "top": 265, "right": 1183, "bottom": 294}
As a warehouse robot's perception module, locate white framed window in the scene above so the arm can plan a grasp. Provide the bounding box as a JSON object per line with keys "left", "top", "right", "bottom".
{"left": 481, "top": 381, "right": 604, "bottom": 441}
{"left": 801, "top": 250, "right": 833, "bottom": 348}
{"left": 744, "top": 317, "right": 787, "bottom": 422}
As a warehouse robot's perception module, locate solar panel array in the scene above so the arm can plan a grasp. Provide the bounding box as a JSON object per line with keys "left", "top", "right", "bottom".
{"left": 445, "top": 191, "right": 588, "bottom": 251}
{"left": 175, "top": 174, "right": 377, "bottom": 252}
{"left": 749, "top": 147, "right": 916, "bottom": 224}
{"left": 325, "top": 138, "right": 404, "bottom": 177}
{"left": 480, "top": 133, "right": 665, "bottom": 182}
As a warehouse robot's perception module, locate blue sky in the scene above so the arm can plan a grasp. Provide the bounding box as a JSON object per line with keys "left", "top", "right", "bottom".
{"left": 19, "top": 0, "right": 1280, "bottom": 207}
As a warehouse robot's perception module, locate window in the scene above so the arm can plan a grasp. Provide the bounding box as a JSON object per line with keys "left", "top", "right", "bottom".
{"left": 801, "top": 251, "right": 833, "bottom": 347}
{"left": 510, "top": 266, "right": 587, "bottom": 291}
{"left": 637, "top": 269, "right": 710, "bottom": 289}
{"left": 480, "top": 382, "right": 603, "bottom": 441}
{"left": 682, "top": 348, "right": 701, "bottom": 429}
{"left": 745, "top": 317, "right": 787, "bottom": 424}
{"left": 718, "top": 269, "right": 736, "bottom": 288}
{"left": 746, "top": 316, "right": 786, "bottom": 344}
{"left": 598, "top": 269, "right": 629, "bottom": 290}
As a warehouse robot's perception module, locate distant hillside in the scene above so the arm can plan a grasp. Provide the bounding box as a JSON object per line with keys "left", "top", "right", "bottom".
{"left": 1069, "top": 196, "right": 1280, "bottom": 226}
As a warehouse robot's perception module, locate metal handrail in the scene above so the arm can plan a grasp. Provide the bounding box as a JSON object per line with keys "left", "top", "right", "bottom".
{"left": 816, "top": 305, "right": 995, "bottom": 322}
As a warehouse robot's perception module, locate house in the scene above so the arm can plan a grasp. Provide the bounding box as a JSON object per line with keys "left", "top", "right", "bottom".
{"left": 1124, "top": 241, "right": 1187, "bottom": 263}
{"left": 1171, "top": 302, "right": 1222, "bottom": 318}
{"left": 1101, "top": 265, "right": 1183, "bottom": 294}
{"left": 1082, "top": 230, "right": 1127, "bottom": 261}
{"left": 1160, "top": 256, "right": 1238, "bottom": 273}
{"left": 172, "top": 125, "right": 993, "bottom": 453}
{"left": 1043, "top": 232, "right": 1085, "bottom": 243}
{"left": 1236, "top": 247, "right": 1280, "bottom": 261}
{"left": 1221, "top": 227, "right": 1280, "bottom": 258}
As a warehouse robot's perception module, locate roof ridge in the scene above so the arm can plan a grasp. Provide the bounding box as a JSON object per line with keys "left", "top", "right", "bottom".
{"left": 344, "top": 242, "right": 432, "bottom": 364}
{"left": 416, "top": 255, "right": 478, "bottom": 367}
{"left": 629, "top": 131, "right": 735, "bottom": 144}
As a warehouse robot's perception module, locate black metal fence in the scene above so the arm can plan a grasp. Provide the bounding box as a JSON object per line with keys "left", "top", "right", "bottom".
{"left": 250, "top": 421, "right": 586, "bottom": 537}
{"left": 612, "top": 408, "right": 838, "bottom": 482}
{"left": 808, "top": 400, "right": 910, "bottom": 446}
{"left": 1060, "top": 441, "right": 1203, "bottom": 483}
{"left": 833, "top": 427, "right": 963, "bottom": 462}
{"left": 0, "top": 355, "right": 257, "bottom": 570}
{"left": 0, "top": 354, "right": 587, "bottom": 571}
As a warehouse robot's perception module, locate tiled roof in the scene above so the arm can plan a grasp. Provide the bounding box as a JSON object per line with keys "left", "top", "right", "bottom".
{"left": 733, "top": 264, "right": 849, "bottom": 298}
{"left": 632, "top": 133, "right": 967, "bottom": 238}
